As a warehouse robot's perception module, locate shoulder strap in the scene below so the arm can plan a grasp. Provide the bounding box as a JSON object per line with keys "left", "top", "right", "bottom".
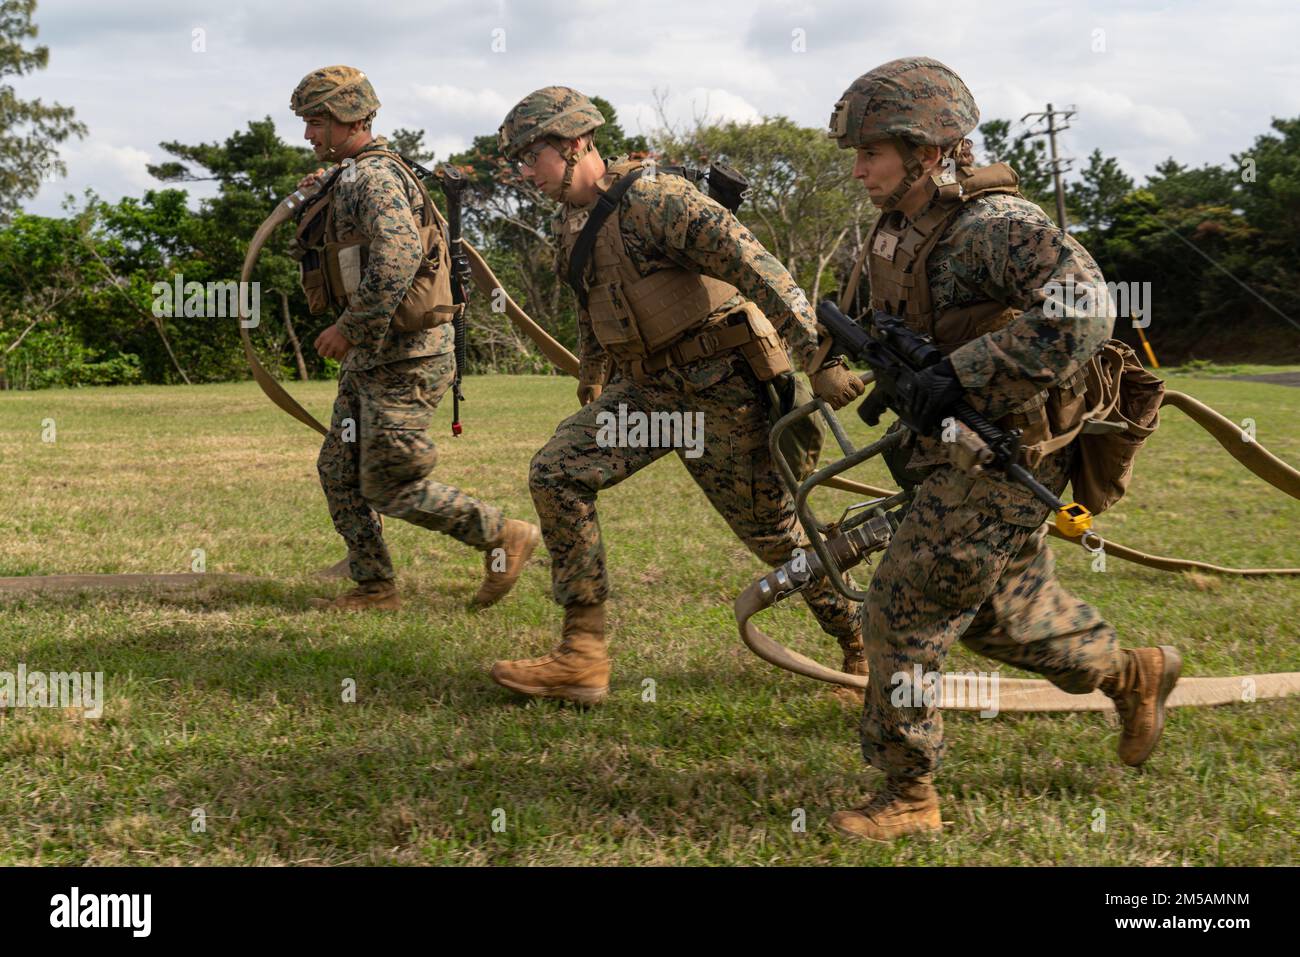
{"left": 566, "top": 166, "right": 646, "bottom": 310}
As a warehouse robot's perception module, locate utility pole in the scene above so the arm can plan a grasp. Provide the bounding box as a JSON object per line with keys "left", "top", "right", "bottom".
{"left": 1020, "top": 103, "right": 1076, "bottom": 228}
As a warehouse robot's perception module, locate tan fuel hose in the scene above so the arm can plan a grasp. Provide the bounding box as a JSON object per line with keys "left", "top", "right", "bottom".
{"left": 734, "top": 578, "right": 1300, "bottom": 707}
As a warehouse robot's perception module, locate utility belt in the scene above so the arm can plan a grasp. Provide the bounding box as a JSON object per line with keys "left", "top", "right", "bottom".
{"left": 615, "top": 301, "right": 793, "bottom": 384}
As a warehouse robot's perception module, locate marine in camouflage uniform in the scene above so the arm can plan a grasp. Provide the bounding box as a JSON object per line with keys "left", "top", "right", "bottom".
{"left": 823, "top": 58, "right": 1183, "bottom": 841}
{"left": 291, "top": 66, "right": 539, "bottom": 612}
{"left": 488, "top": 87, "right": 866, "bottom": 703}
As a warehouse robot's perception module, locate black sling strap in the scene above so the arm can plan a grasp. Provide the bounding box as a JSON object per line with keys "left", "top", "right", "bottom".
{"left": 565, "top": 166, "right": 646, "bottom": 310}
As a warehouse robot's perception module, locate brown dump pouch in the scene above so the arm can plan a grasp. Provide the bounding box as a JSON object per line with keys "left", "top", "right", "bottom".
{"left": 766, "top": 372, "right": 825, "bottom": 482}
{"left": 1071, "top": 340, "right": 1165, "bottom": 515}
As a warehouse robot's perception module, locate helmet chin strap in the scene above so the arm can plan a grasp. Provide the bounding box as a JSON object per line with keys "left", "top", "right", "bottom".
{"left": 322, "top": 116, "right": 362, "bottom": 160}
{"left": 879, "top": 136, "right": 926, "bottom": 212}
{"left": 558, "top": 137, "right": 595, "bottom": 203}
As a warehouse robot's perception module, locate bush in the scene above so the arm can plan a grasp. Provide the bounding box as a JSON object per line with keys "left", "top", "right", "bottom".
{"left": 0, "top": 327, "right": 143, "bottom": 389}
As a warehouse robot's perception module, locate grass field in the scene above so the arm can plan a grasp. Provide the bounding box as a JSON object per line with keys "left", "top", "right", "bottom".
{"left": 1, "top": 365, "right": 1297, "bottom": 865}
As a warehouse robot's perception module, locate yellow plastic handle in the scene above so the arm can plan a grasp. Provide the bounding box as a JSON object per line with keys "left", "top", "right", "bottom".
{"left": 1055, "top": 502, "right": 1093, "bottom": 538}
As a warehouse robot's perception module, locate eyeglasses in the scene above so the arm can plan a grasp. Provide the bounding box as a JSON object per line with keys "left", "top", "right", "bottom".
{"left": 516, "top": 142, "right": 556, "bottom": 172}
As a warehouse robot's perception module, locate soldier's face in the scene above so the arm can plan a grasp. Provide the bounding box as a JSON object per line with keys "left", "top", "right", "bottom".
{"left": 853, "top": 142, "right": 907, "bottom": 207}
{"left": 517, "top": 138, "right": 570, "bottom": 199}
{"left": 303, "top": 114, "right": 352, "bottom": 158}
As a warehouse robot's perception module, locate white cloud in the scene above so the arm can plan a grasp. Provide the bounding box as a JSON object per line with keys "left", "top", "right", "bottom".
{"left": 625, "top": 88, "right": 765, "bottom": 140}
{"left": 15, "top": 0, "right": 1300, "bottom": 216}
{"left": 409, "top": 84, "right": 515, "bottom": 121}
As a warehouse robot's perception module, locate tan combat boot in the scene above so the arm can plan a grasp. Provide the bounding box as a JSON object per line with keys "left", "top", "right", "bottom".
{"left": 830, "top": 774, "right": 943, "bottom": 842}
{"left": 489, "top": 602, "right": 609, "bottom": 704}
{"left": 1101, "top": 645, "right": 1182, "bottom": 766}
{"left": 472, "top": 519, "right": 541, "bottom": 608}
{"left": 831, "top": 644, "right": 868, "bottom": 705}
{"left": 310, "top": 580, "right": 400, "bottom": 611}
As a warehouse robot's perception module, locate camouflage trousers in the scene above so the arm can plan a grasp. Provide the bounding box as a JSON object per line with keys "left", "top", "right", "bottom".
{"left": 861, "top": 449, "right": 1121, "bottom": 777}
{"left": 529, "top": 355, "right": 861, "bottom": 649}
{"left": 317, "top": 352, "right": 505, "bottom": 583}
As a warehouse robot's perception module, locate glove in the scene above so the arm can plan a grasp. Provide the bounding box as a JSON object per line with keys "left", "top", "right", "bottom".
{"left": 577, "top": 383, "right": 602, "bottom": 406}
{"left": 809, "top": 356, "right": 866, "bottom": 410}
{"left": 903, "top": 358, "right": 965, "bottom": 435}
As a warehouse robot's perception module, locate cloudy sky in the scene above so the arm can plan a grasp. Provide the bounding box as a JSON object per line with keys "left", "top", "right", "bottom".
{"left": 17, "top": 0, "right": 1300, "bottom": 216}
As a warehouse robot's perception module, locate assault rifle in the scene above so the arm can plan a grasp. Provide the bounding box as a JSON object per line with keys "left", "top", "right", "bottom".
{"left": 657, "top": 162, "right": 750, "bottom": 213}
{"left": 439, "top": 163, "right": 471, "bottom": 436}
{"left": 815, "top": 300, "right": 1097, "bottom": 542}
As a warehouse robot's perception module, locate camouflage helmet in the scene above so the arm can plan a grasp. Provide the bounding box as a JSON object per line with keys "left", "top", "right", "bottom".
{"left": 291, "top": 65, "right": 380, "bottom": 123}
{"left": 828, "top": 57, "right": 978, "bottom": 150}
{"left": 497, "top": 87, "right": 605, "bottom": 160}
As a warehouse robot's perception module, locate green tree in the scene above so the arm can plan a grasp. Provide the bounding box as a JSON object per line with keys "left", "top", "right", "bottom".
{"left": 652, "top": 115, "right": 872, "bottom": 305}
{"left": 149, "top": 118, "right": 323, "bottom": 380}
{"left": 0, "top": 0, "right": 86, "bottom": 221}
{"left": 978, "top": 119, "right": 1053, "bottom": 206}
{"left": 1066, "top": 148, "right": 1135, "bottom": 234}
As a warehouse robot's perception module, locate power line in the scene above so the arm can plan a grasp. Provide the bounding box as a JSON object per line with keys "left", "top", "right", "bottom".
{"left": 1020, "top": 103, "right": 1076, "bottom": 228}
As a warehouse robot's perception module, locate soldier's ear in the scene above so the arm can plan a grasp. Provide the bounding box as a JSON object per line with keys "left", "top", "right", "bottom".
{"left": 916, "top": 144, "right": 943, "bottom": 171}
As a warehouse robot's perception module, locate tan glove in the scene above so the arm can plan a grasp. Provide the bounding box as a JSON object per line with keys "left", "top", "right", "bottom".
{"left": 578, "top": 383, "right": 602, "bottom": 406}
{"left": 810, "top": 356, "right": 866, "bottom": 410}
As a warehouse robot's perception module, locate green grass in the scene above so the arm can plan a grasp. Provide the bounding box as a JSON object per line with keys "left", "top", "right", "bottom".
{"left": 1, "top": 370, "right": 1297, "bottom": 865}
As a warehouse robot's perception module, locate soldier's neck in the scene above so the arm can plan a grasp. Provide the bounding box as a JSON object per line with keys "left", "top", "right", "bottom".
{"left": 564, "top": 156, "right": 608, "bottom": 209}
{"left": 332, "top": 132, "right": 375, "bottom": 162}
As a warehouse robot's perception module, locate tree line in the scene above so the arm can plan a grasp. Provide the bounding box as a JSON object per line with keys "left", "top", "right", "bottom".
{"left": 1, "top": 3, "right": 1297, "bottom": 389}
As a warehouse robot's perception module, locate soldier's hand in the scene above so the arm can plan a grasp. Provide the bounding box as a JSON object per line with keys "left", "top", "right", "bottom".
{"left": 314, "top": 323, "right": 353, "bottom": 360}
{"left": 578, "top": 383, "right": 602, "bottom": 406}
{"left": 904, "top": 358, "right": 965, "bottom": 434}
{"left": 297, "top": 167, "right": 328, "bottom": 191}
{"left": 810, "top": 357, "right": 867, "bottom": 410}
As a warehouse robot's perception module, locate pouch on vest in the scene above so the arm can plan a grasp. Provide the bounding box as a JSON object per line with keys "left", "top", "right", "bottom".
{"left": 298, "top": 249, "right": 332, "bottom": 316}
{"left": 294, "top": 190, "right": 335, "bottom": 315}
{"left": 391, "top": 218, "right": 463, "bottom": 333}
{"left": 587, "top": 279, "right": 645, "bottom": 354}
{"left": 734, "top": 302, "right": 793, "bottom": 381}
{"left": 325, "top": 241, "right": 366, "bottom": 300}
